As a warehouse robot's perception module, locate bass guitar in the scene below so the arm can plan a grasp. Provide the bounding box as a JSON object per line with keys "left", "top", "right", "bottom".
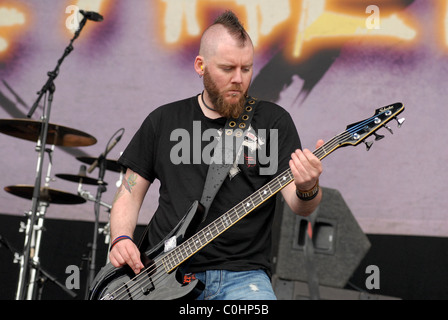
{"left": 89, "top": 102, "right": 405, "bottom": 300}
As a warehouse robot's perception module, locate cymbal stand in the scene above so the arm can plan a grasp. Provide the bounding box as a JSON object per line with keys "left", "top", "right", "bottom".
{"left": 83, "top": 128, "right": 124, "bottom": 298}
{"left": 84, "top": 157, "right": 107, "bottom": 298}
{"left": 77, "top": 183, "right": 112, "bottom": 259}
{"left": 16, "top": 16, "right": 90, "bottom": 300}
{"left": 77, "top": 184, "right": 112, "bottom": 213}
{"left": 15, "top": 146, "right": 55, "bottom": 300}
{"left": 2, "top": 233, "right": 77, "bottom": 300}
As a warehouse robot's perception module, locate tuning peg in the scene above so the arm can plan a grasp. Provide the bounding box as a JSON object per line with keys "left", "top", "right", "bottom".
{"left": 384, "top": 125, "right": 394, "bottom": 135}
{"left": 395, "top": 117, "right": 405, "bottom": 128}
{"left": 373, "top": 132, "right": 384, "bottom": 141}
{"left": 364, "top": 140, "right": 374, "bottom": 151}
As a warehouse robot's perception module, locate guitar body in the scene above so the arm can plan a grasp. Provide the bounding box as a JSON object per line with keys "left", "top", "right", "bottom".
{"left": 89, "top": 201, "right": 205, "bottom": 300}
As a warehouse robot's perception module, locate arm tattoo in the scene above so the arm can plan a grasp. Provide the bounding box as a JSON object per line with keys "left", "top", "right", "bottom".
{"left": 123, "top": 173, "right": 137, "bottom": 193}
{"left": 112, "top": 173, "right": 137, "bottom": 205}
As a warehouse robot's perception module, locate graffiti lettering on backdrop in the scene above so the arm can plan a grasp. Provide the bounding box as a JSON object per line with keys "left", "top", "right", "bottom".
{"left": 0, "top": 5, "right": 27, "bottom": 55}
{"left": 3, "top": 1, "right": 448, "bottom": 59}
{"left": 157, "top": 0, "right": 417, "bottom": 58}
{"left": 1, "top": 0, "right": 448, "bottom": 103}
{"left": 3, "top": 1, "right": 448, "bottom": 54}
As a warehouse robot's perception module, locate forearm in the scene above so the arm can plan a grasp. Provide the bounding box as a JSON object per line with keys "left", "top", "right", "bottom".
{"left": 110, "top": 196, "right": 140, "bottom": 240}
{"left": 108, "top": 169, "right": 150, "bottom": 273}
{"left": 281, "top": 182, "right": 322, "bottom": 217}
{"left": 283, "top": 142, "right": 324, "bottom": 216}
{"left": 110, "top": 169, "right": 150, "bottom": 240}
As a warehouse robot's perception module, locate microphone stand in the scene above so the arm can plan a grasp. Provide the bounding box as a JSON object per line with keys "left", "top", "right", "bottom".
{"left": 16, "top": 17, "right": 89, "bottom": 300}
{"left": 84, "top": 155, "right": 107, "bottom": 298}
{"left": 84, "top": 129, "right": 124, "bottom": 298}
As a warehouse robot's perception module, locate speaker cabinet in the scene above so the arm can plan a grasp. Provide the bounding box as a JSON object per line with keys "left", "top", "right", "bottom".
{"left": 271, "top": 187, "right": 371, "bottom": 288}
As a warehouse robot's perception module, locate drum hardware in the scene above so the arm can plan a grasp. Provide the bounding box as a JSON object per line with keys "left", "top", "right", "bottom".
{"left": 76, "top": 153, "right": 125, "bottom": 188}
{"left": 0, "top": 233, "right": 77, "bottom": 300}
{"left": 56, "top": 171, "right": 108, "bottom": 187}
{"left": 76, "top": 156, "right": 124, "bottom": 173}
{"left": 3, "top": 146, "right": 87, "bottom": 300}
{"left": 51, "top": 128, "right": 124, "bottom": 299}
{"left": 5, "top": 12, "right": 101, "bottom": 300}
{"left": 0, "top": 119, "right": 97, "bottom": 147}
{"left": 77, "top": 188, "right": 112, "bottom": 211}
{"left": 76, "top": 176, "right": 112, "bottom": 254}
{"left": 78, "top": 128, "right": 125, "bottom": 298}
{"left": 4, "top": 185, "right": 87, "bottom": 205}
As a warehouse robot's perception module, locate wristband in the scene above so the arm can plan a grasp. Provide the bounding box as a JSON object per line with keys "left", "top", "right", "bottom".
{"left": 296, "top": 180, "right": 320, "bottom": 201}
{"left": 110, "top": 235, "right": 133, "bottom": 251}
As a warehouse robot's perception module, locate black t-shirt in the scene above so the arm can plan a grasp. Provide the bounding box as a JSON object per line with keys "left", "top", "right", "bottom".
{"left": 118, "top": 95, "right": 301, "bottom": 274}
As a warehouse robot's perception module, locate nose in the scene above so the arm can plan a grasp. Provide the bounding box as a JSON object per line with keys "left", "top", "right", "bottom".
{"left": 231, "top": 69, "right": 243, "bottom": 84}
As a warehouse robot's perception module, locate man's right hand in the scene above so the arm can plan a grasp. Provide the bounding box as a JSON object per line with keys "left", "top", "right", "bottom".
{"left": 109, "top": 238, "right": 144, "bottom": 274}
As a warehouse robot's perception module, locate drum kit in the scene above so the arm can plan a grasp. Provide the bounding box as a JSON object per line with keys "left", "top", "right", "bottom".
{"left": 0, "top": 10, "right": 116, "bottom": 300}
{"left": 0, "top": 119, "right": 124, "bottom": 300}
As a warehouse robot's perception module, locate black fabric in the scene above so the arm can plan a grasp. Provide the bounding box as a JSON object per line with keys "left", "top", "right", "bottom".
{"left": 118, "top": 94, "right": 301, "bottom": 274}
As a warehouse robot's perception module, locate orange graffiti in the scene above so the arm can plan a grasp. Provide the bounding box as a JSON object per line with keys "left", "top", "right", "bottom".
{"left": 2, "top": 1, "right": 448, "bottom": 62}
{"left": 0, "top": 2, "right": 28, "bottom": 56}
{"left": 157, "top": 0, "right": 420, "bottom": 59}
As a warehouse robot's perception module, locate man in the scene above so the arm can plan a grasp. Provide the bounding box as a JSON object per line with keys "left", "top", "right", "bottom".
{"left": 109, "top": 11, "right": 323, "bottom": 300}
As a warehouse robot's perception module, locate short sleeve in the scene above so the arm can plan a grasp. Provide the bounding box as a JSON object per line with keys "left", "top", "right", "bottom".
{"left": 118, "top": 114, "right": 157, "bottom": 182}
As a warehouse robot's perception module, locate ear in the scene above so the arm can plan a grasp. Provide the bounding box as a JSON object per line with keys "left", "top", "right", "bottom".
{"left": 194, "top": 56, "right": 204, "bottom": 76}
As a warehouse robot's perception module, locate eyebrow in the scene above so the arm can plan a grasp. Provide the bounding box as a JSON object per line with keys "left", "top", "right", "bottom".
{"left": 218, "top": 63, "right": 253, "bottom": 69}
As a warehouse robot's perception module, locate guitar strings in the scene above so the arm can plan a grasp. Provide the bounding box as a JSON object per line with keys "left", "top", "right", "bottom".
{"left": 102, "top": 110, "right": 396, "bottom": 299}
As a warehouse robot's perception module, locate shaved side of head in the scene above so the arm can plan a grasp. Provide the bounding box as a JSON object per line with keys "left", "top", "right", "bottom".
{"left": 199, "top": 11, "right": 253, "bottom": 59}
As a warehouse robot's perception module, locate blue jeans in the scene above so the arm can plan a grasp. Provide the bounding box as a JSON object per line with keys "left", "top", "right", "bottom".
{"left": 193, "top": 269, "right": 277, "bottom": 300}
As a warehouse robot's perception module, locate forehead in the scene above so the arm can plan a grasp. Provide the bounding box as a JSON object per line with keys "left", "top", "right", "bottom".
{"left": 201, "top": 25, "right": 254, "bottom": 65}
{"left": 212, "top": 39, "right": 254, "bottom": 66}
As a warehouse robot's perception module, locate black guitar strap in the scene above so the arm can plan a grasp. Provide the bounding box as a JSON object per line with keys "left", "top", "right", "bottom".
{"left": 199, "top": 96, "right": 258, "bottom": 222}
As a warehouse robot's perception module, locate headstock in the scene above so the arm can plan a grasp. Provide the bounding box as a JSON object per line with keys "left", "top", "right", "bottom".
{"left": 341, "top": 102, "right": 405, "bottom": 150}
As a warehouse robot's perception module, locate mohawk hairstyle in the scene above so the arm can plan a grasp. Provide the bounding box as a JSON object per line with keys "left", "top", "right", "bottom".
{"left": 210, "top": 10, "right": 250, "bottom": 46}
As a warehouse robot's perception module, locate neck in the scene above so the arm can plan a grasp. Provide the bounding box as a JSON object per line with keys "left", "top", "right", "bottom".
{"left": 201, "top": 91, "right": 216, "bottom": 111}
{"left": 199, "top": 91, "right": 222, "bottom": 119}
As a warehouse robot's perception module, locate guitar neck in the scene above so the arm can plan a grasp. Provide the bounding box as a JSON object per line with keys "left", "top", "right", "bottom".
{"left": 160, "top": 135, "right": 347, "bottom": 273}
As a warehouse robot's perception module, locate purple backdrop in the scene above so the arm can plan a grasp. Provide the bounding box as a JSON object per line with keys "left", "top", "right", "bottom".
{"left": 0, "top": 0, "right": 446, "bottom": 238}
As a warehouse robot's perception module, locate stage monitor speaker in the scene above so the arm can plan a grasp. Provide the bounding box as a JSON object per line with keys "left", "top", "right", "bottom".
{"left": 271, "top": 187, "right": 371, "bottom": 288}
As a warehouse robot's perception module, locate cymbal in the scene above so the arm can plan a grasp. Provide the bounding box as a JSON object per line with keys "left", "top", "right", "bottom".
{"left": 55, "top": 173, "right": 108, "bottom": 186}
{"left": 4, "top": 185, "right": 86, "bottom": 205}
{"left": 0, "top": 118, "right": 97, "bottom": 147}
{"left": 76, "top": 156, "right": 124, "bottom": 173}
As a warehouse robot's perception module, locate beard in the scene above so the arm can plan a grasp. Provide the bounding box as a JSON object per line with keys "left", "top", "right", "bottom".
{"left": 203, "top": 69, "right": 247, "bottom": 119}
